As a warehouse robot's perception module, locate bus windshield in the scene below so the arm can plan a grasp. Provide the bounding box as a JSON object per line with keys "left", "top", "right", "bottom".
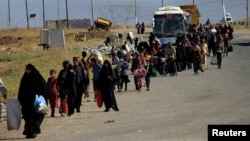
{"left": 153, "top": 14, "right": 186, "bottom": 35}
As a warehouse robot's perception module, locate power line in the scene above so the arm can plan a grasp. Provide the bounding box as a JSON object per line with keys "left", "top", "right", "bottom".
{"left": 196, "top": 0, "right": 219, "bottom": 6}
{"left": 202, "top": 2, "right": 245, "bottom": 14}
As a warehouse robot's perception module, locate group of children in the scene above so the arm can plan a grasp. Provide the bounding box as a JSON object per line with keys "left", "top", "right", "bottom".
{"left": 46, "top": 51, "right": 103, "bottom": 117}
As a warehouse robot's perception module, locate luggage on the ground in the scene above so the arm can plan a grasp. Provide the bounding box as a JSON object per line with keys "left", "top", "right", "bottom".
{"left": 6, "top": 99, "right": 21, "bottom": 130}
{"left": 210, "top": 57, "right": 217, "bottom": 65}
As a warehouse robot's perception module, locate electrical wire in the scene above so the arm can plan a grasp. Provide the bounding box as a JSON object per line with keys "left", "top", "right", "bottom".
{"left": 202, "top": 2, "right": 245, "bottom": 14}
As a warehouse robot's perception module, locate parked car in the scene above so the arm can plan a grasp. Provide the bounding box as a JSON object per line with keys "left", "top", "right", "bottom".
{"left": 221, "top": 13, "right": 233, "bottom": 23}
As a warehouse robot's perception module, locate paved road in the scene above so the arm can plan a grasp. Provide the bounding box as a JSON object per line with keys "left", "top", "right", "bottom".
{"left": 1, "top": 30, "right": 250, "bottom": 141}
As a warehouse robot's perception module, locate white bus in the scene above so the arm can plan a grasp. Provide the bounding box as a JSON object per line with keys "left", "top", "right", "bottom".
{"left": 153, "top": 6, "right": 186, "bottom": 48}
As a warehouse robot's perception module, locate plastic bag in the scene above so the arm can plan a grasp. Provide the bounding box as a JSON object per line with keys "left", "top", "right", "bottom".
{"left": 96, "top": 89, "right": 103, "bottom": 108}
{"left": 34, "top": 95, "right": 48, "bottom": 114}
{"left": 151, "top": 67, "right": 158, "bottom": 77}
{"left": 210, "top": 57, "right": 217, "bottom": 65}
{"left": 91, "top": 50, "right": 103, "bottom": 64}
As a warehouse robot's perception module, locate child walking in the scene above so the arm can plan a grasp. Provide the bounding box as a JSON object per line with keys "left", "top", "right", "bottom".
{"left": 47, "top": 69, "right": 58, "bottom": 117}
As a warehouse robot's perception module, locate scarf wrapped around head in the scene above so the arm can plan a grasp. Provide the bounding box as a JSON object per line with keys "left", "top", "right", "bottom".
{"left": 18, "top": 64, "right": 48, "bottom": 106}
{"left": 73, "top": 57, "right": 84, "bottom": 67}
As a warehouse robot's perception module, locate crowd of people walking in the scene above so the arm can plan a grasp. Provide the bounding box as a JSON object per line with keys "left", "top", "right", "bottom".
{"left": 111, "top": 22, "right": 234, "bottom": 92}
{"left": 0, "top": 21, "right": 234, "bottom": 139}
{"left": 11, "top": 50, "right": 121, "bottom": 138}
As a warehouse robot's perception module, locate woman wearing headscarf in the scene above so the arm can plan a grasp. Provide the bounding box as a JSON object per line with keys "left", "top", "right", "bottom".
{"left": 64, "top": 64, "right": 77, "bottom": 116}
{"left": 131, "top": 52, "right": 141, "bottom": 90}
{"left": 57, "top": 60, "right": 70, "bottom": 117}
{"left": 73, "top": 57, "right": 86, "bottom": 113}
{"left": 98, "top": 60, "right": 119, "bottom": 112}
{"left": 18, "top": 64, "right": 48, "bottom": 138}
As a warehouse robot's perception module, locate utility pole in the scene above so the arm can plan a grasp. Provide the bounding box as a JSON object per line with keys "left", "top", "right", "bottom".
{"left": 42, "top": 0, "right": 45, "bottom": 28}
{"left": 247, "top": 0, "right": 249, "bottom": 27}
{"left": 65, "top": 0, "right": 69, "bottom": 29}
{"left": 25, "top": 0, "right": 29, "bottom": 29}
{"left": 8, "top": 0, "right": 11, "bottom": 29}
{"left": 91, "top": 0, "right": 94, "bottom": 26}
{"left": 58, "top": 0, "right": 60, "bottom": 20}
{"left": 162, "top": 0, "right": 164, "bottom": 7}
{"left": 222, "top": 0, "right": 227, "bottom": 25}
{"left": 135, "top": 0, "right": 137, "bottom": 24}
{"left": 193, "top": 0, "right": 195, "bottom": 5}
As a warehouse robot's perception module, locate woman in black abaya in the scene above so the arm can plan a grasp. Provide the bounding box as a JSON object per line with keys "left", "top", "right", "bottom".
{"left": 98, "top": 60, "right": 119, "bottom": 112}
{"left": 18, "top": 64, "right": 48, "bottom": 138}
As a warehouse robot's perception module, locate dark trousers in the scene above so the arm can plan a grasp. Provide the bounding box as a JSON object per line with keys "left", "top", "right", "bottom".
{"left": 211, "top": 43, "right": 217, "bottom": 56}
{"left": 22, "top": 107, "right": 44, "bottom": 136}
{"left": 121, "top": 75, "right": 128, "bottom": 91}
{"left": 93, "top": 80, "right": 98, "bottom": 92}
{"left": 137, "top": 28, "right": 141, "bottom": 34}
{"left": 217, "top": 52, "right": 222, "bottom": 67}
{"left": 67, "top": 94, "right": 75, "bottom": 116}
{"left": 145, "top": 74, "right": 151, "bottom": 89}
{"left": 75, "top": 85, "right": 84, "bottom": 112}
{"left": 193, "top": 58, "right": 201, "bottom": 73}
{"left": 134, "top": 76, "right": 138, "bottom": 90}
{"left": 102, "top": 88, "right": 118, "bottom": 110}
{"left": 165, "top": 60, "right": 177, "bottom": 75}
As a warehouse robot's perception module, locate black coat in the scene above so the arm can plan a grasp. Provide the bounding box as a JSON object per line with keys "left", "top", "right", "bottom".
{"left": 18, "top": 64, "right": 47, "bottom": 135}
{"left": 18, "top": 64, "right": 48, "bottom": 110}
{"left": 98, "top": 61, "right": 118, "bottom": 110}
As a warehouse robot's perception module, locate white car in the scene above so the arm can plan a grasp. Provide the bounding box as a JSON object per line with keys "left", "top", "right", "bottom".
{"left": 221, "top": 13, "right": 233, "bottom": 23}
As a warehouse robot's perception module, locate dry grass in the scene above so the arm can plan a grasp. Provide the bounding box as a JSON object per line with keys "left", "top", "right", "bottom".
{"left": 0, "top": 28, "right": 109, "bottom": 98}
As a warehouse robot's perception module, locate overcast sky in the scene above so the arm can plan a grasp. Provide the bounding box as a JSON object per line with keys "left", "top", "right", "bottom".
{"left": 0, "top": 0, "right": 248, "bottom": 29}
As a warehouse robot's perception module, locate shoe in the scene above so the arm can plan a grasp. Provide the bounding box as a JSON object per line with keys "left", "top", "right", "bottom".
{"left": 76, "top": 110, "right": 81, "bottom": 113}
{"left": 146, "top": 88, "right": 150, "bottom": 91}
{"left": 61, "top": 113, "right": 66, "bottom": 117}
{"left": 113, "top": 107, "right": 119, "bottom": 111}
{"left": 104, "top": 109, "right": 110, "bottom": 112}
{"left": 35, "top": 129, "right": 41, "bottom": 134}
{"left": 26, "top": 133, "right": 37, "bottom": 139}
{"left": 22, "top": 130, "right": 28, "bottom": 135}
{"left": 84, "top": 94, "right": 89, "bottom": 99}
